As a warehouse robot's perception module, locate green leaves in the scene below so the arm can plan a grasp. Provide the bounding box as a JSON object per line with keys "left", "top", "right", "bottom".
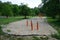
{"left": 0, "top": 1, "right": 40, "bottom": 18}
{"left": 41, "top": 0, "right": 60, "bottom": 19}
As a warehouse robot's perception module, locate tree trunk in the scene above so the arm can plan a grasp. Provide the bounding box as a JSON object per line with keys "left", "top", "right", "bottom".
{"left": 24, "top": 15, "right": 27, "bottom": 19}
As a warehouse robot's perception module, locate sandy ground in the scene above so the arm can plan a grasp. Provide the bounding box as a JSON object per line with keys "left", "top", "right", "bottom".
{"left": 2, "top": 17, "right": 57, "bottom": 35}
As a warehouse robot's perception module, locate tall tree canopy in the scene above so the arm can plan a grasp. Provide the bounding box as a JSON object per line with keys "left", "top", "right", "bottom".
{"left": 41, "top": 0, "right": 60, "bottom": 20}
{"left": 19, "top": 4, "right": 31, "bottom": 18}
{"left": 0, "top": 1, "right": 40, "bottom": 18}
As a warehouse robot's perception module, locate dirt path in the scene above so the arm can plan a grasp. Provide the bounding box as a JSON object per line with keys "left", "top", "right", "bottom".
{"left": 2, "top": 17, "right": 57, "bottom": 36}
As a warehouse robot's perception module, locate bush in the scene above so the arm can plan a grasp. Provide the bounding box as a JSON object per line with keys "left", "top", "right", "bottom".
{"left": 51, "top": 34, "right": 60, "bottom": 40}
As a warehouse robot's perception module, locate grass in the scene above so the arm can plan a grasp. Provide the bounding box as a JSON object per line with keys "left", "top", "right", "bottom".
{"left": 0, "top": 16, "right": 33, "bottom": 25}
{"left": 0, "top": 26, "right": 5, "bottom": 35}
{"left": 0, "top": 17, "right": 23, "bottom": 35}
{"left": 1, "top": 16, "right": 59, "bottom": 40}
{"left": 47, "top": 17, "right": 60, "bottom": 33}
{"left": 0, "top": 17, "right": 23, "bottom": 25}
{"left": 33, "top": 36, "right": 48, "bottom": 40}
{"left": 7, "top": 30, "right": 11, "bottom": 32}
{"left": 47, "top": 17, "right": 60, "bottom": 40}
{"left": 33, "top": 36, "right": 40, "bottom": 40}
{"left": 0, "top": 16, "right": 33, "bottom": 35}
{"left": 51, "top": 34, "right": 60, "bottom": 40}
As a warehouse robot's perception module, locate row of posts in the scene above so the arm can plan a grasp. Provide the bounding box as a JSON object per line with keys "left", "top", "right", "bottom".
{"left": 26, "top": 20, "right": 39, "bottom": 31}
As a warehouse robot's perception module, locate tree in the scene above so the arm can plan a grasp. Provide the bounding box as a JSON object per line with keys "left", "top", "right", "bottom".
{"left": 19, "top": 4, "right": 30, "bottom": 19}
{"left": 12, "top": 4, "right": 19, "bottom": 16}
{"left": 1, "top": 2, "right": 13, "bottom": 17}
{"left": 0, "top": 1, "right": 41, "bottom": 18}
{"left": 41, "top": 0, "right": 48, "bottom": 3}
{"left": 0, "top": 1, "right": 2, "bottom": 16}
{"left": 29, "top": 9, "right": 36, "bottom": 16}
{"left": 41, "top": 0, "right": 60, "bottom": 20}
{"left": 33, "top": 7, "right": 40, "bottom": 15}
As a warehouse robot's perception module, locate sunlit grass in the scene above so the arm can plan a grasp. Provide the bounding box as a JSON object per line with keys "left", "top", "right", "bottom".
{"left": 0, "top": 16, "right": 33, "bottom": 25}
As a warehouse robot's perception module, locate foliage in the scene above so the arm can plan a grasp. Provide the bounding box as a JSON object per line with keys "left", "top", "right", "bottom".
{"left": 19, "top": 4, "right": 31, "bottom": 18}
{"left": 7, "top": 30, "right": 11, "bottom": 32}
{"left": 0, "top": 17, "right": 24, "bottom": 25}
{"left": 33, "top": 36, "right": 40, "bottom": 40}
{"left": 1, "top": 2, "right": 13, "bottom": 17}
{"left": 47, "top": 17, "right": 60, "bottom": 40}
{"left": 41, "top": 0, "right": 60, "bottom": 20}
{"left": 33, "top": 36, "right": 48, "bottom": 40}
{"left": 0, "top": 1, "right": 40, "bottom": 19}
{"left": 0, "top": 26, "right": 4, "bottom": 35}
{"left": 51, "top": 34, "right": 60, "bottom": 40}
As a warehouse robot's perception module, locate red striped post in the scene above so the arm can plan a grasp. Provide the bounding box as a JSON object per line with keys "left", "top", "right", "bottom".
{"left": 31, "top": 20, "right": 33, "bottom": 31}
{"left": 37, "top": 21, "right": 39, "bottom": 30}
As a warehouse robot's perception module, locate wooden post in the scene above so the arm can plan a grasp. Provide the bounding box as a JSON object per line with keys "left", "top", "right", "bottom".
{"left": 31, "top": 20, "right": 33, "bottom": 31}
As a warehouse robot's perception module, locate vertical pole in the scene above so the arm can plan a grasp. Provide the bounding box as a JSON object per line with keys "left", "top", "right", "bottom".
{"left": 31, "top": 20, "right": 33, "bottom": 31}
{"left": 37, "top": 21, "right": 39, "bottom": 30}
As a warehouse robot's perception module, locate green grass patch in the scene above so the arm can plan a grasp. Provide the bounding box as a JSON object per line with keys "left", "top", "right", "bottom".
{"left": 0, "top": 16, "right": 33, "bottom": 25}
{"left": 0, "top": 17, "right": 22, "bottom": 25}
{"left": 0, "top": 26, "right": 5, "bottom": 35}
{"left": 47, "top": 17, "right": 60, "bottom": 39}
{"left": 33, "top": 36, "right": 48, "bottom": 40}
{"left": 33, "top": 36, "right": 40, "bottom": 40}
{"left": 17, "top": 38, "right": 23, "bottom": 40}
{"left": 51, "top": 34, "right": 60, "bottom": 40}
{"left": 7, "top": 30, "right": 11, "bottom": 32}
